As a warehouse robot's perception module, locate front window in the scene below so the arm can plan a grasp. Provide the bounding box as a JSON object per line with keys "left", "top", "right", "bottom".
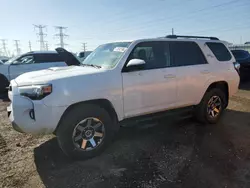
{"left": 82, "top": 42, "right": 131, "bottom": 68}
{"left": 12, "top": 55, "right": 35, "bottom": 64}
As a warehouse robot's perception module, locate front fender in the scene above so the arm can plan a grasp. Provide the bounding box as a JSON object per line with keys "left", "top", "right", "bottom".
{"left": 42, "top": 71, "right": 124, "bottom": 120}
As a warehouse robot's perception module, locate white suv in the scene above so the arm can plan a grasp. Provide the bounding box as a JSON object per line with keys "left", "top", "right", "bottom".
{"left": 7, "top": 35, "right": 240, "bottom": 159}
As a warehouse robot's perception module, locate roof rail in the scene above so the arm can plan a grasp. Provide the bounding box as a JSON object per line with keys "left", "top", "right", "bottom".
{"left": 166, "top": 35, "right": 219, "bottom": 40}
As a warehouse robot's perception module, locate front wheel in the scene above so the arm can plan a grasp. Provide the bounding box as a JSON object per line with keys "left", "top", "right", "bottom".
{"left": 57, "top": 104, "right": 118, "bottom": 159}
{"left": 195, "top": 88, "right": 227, "bottom": 124}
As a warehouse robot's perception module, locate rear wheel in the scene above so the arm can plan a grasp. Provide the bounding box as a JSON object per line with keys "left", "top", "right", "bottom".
{"left": 57, "top": 104, "right": 118, "bottom": 159}
{"left": 195, "top": 88, "right": 226, "bottom": 124}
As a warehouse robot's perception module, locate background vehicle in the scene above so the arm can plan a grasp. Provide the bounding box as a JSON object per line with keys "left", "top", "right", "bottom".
{"left": 231, "top": 49, "right": 250, "bottom": 81}
{"left": 77, "top": 51, "right": 92, "bottom": 61}
{"left": 8, "top": 35, "right": 240, "bottom": 159}
{"left": 0, "top": 50, "right": 78, "bottom": 93}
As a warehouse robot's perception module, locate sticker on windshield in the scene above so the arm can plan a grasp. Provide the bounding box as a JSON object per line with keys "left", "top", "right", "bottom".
{"left": 113, "top": 47, "right": 128, "bottom": 52}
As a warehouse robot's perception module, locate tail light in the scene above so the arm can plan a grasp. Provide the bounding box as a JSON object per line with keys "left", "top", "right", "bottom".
{"left": 233, "top": 62, "right": 240, "bottom": 75}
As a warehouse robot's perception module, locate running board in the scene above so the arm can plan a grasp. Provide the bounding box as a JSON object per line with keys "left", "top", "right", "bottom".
{"left": 120, "top": 106, "right": 194, "bottom": 127}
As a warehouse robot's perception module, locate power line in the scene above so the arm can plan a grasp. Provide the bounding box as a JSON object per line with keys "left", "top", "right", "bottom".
{"left": 14, "top": 40, "right": 21, "bottom": 55}
{"left": 34, "top": 24, "right": 47, "bottom": 51}
{"left": 54, "top": 26, "right": 68, "bottom": 48}
{"left": 78, "top": 0, "right": 244, "bottom": 38}
{"left": 28, "top": 41, "right": 32, "bottom": 51}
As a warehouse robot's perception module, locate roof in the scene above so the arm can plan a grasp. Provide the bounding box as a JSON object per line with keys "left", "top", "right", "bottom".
{"left": 26, "top": 50, "right": 58, "bottom": 54}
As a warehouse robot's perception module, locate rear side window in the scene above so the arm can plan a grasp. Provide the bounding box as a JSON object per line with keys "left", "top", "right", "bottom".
{"left": 35, "top": 54, "right": 64, "bottom": 63}
{"left": 170, "top": 41, "right": 207, "bottom": 66}
{"left": 206, "top": 42, "right": 232, "bottom": 61}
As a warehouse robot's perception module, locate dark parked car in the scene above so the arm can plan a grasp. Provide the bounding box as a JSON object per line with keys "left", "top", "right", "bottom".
{"left": 231, "top": 50, "right": 250, "bottom": 81}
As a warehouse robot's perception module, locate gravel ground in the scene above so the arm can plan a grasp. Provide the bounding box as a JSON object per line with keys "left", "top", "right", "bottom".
{"left": 1, "top": 82, "right": 250, "bottom": 188}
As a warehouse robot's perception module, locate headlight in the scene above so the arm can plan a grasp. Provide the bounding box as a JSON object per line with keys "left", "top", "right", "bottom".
{"left": 18, "top": 84, "right": 52, "bottom": 100}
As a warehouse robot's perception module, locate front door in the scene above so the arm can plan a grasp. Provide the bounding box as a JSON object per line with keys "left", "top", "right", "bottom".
{"left": 122, "top": 41, "right": 177, "bottom": 118}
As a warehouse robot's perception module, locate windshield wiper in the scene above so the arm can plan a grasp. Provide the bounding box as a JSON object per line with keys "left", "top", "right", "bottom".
{"left": 81, "top": 64, "right": 102, "bottom": 69}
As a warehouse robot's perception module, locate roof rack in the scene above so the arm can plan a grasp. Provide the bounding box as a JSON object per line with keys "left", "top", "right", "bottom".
{"left": 166, "top": 35, "right": 219, "bottom": 40}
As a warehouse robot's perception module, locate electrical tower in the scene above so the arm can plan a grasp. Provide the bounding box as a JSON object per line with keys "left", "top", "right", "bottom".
{"left": 54, "top": 26, "right": 68, "bottom": 48}
{"left": 1, "top": 39, "right": 8, "bottom": 56}
{"left": 34, "top": 24, "right": 47, "bottom": 51}
{"left": 14, "top": 40, "right": 21, "bottom": 55}
{"left": 28, "top": 41, "right": 32, "bottom": 51}
{"left": 82, "top": 43, "right": 87, "bottom": 52}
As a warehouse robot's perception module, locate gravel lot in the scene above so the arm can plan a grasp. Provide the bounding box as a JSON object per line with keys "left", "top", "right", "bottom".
{"left": 1, "top": 82, "right": 250, "bottom": 188}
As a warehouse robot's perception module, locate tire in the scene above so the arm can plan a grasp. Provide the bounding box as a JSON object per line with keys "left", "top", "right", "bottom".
{"left": 57, "top": 104, "right": 118, "bottom": 159}
{"left": 195, "top": 88, "right": 227, "bottom": 124}
{"left": 0, "top": 74, "right": 9, "bottom": 94}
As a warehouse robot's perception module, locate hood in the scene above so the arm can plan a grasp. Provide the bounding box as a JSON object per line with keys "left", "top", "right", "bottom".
{"left": 55, "top": 48, "right": 81, "bottom": 66}
{"left": 14, "top": 66, "right": 103, "bottom": 86}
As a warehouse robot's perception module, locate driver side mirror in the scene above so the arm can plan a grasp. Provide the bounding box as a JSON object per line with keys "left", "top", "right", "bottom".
{"left": 125, "top": 59, "right": 145, "bottom": 72}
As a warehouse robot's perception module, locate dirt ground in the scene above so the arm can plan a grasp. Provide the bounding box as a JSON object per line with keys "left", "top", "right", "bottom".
{"left": 1, "top": 82, "right": 250, "bottom": 188}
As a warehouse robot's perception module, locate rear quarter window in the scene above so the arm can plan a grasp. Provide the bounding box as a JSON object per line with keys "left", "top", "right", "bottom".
{"left": 206, "top": 42, "right": 232, "bottom": 61}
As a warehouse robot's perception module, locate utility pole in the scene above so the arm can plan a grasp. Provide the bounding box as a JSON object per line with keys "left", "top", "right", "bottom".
{"left": 172, "top": 28, "right": 174, "bottom": 35}
{"left": 82, "top": 43, "right": 87, "bottom": 52}
{"left": 14, "top": 40, "right": 21, "bottom": 55}
{"left": 54, "top": 26, "right": 68, "bottom": 48}
{"left": 34, "top": 24, "right": 47, "bottom": 51}
{"left": 1, "top": 39, "right": 8, "bottom": 56}
{"left": 45, "top": 42, "right": 49, "bottom": 51}
{"left": 28, "top": 41, "right": 32, "bottom": 51}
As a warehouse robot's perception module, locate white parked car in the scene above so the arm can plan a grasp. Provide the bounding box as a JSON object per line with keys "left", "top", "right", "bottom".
{"left": 0, "top": 50, "right": 78, "bottom": 93}
{"left": 8, "top": 35, "right": 240, "bottom": 159}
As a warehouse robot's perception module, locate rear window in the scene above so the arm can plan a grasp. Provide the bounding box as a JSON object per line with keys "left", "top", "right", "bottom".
{"left": 206, "top": 42, "right": 232, "bottom": 61}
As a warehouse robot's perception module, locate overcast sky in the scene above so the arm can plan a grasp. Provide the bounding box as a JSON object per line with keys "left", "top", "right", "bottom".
{"left": 0, "top": 0, "right": 250, "bottom": 55}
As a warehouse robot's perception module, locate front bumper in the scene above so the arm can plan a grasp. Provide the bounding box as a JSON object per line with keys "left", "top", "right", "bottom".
{"left": 8, "top": 91, "right": 68, "bottom": 135}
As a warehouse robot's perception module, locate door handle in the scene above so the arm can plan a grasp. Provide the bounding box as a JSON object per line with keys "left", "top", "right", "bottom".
{"left": 164, "top": 74, "right": 176, "bottom": 79}
{"left": 201, "top": 70, "right": 210, "bottom": 74}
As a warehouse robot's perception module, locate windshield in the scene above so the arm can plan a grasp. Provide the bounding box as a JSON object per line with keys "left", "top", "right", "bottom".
{"left": 82, "top": 42, "right": 131, "bottom": 68}
{"left": 4, "top": 55, "right": 22, "bottom": 64}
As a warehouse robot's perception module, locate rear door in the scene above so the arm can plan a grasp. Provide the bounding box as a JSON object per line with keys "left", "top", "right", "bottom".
{"left": 170, "top": 41, "right": 212, "bottom": 107}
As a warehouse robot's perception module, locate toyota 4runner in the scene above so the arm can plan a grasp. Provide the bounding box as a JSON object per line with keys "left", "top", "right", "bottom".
{"left": 7, "top": 35, "right": 240, "bottom": 159}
